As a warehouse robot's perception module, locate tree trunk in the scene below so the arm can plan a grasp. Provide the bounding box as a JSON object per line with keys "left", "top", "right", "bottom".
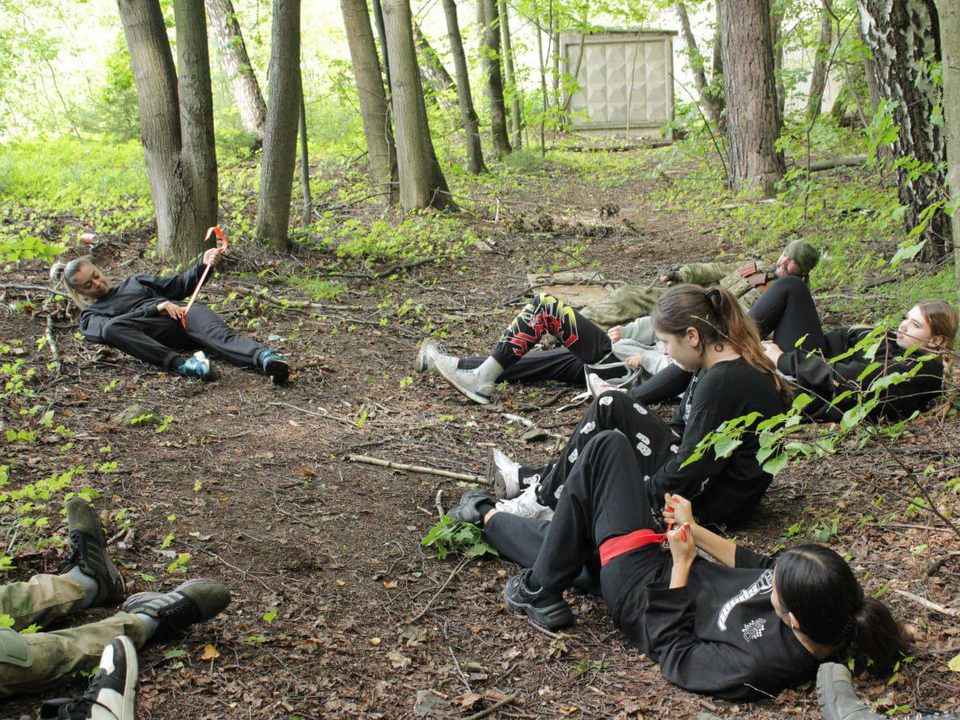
{"left": 340, "top": 0, "right": 399, "bottom": 200}
{"left": 807, "top": 0, "right": 833, "bottom": 121}
{"left": 551, "top": 29, "right": 561, "bottom": 109}
{"left": 205, "top": 0, "right": 266, "bottom": 143}
{"left": 255, "top": 0, "right": 302, "bottom": 248}
{"left": 413, "top": 21, "right": 459, "bottom": 121}
{"left": 719, "top": 0, "right": 785, "bottom": 196}
{"left": 710, "top": 0, "right": 726, "bottom": 129}
{"left": 441, "top": 0, "right": 487, "bottom": 173}
{"left": 674, "top": 1, "right": 721, "bottom": 127}
{"left": 382, "top": 0, "right": 456, "bottom": 210}
{"left": 117, "top": 0, "right": 216, "bottom": 262}
{"left": 298, "top": 70, "right": 312, "bottom": 228}
{"left": 499, "top": 0, "right": 522, "bottom": 148}
{"left": 770, "top": 0, "right": 785, "bottom": 128}
{"left": 371, "top": 0, "right": 392, "bottom": 92}
{"left": 937, "top": 0, "right": 960, "bottom": 292}
{"left": 481, "top": 0, "right": 511, "bottom": 158}
{"left": 857, "top": 0, "right": 951, "bottom": 258}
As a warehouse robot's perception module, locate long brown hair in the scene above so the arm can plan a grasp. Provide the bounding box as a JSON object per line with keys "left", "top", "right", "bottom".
{"left": 49, "top": 257, "right": 97, "bottom": 309}
{"left": 915, "top": 299, "right": 958, "bottom": 351}
{"left": 652, "top": 284, "right": 792, "bottom": 406}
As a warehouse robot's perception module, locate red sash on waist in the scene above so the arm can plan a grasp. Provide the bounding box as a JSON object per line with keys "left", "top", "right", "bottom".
{"left": 599, "top": 528, "right": 668, "bottom": 566}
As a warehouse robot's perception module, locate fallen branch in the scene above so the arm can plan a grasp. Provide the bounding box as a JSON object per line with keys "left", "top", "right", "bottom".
{"left": 0, "top": 284, "right": 70, "bottom": 300}
{"left": 890, "top": 588, "right": 959, "bottom": 617}
{"left": 45, "top": 315, "right": 62, "bottom": 375}
{"left": 804, "top": 155, "right": 868, "bottom": 172}
{"left": 405, "top": 556, "right": 470, "bottom": 625}
{"left": 268, "top": 401, "right": 355, "bottom": 427}
{"left": 346, "top": 454, "right": 489, "bottom": 484}
{"left": 465, "top": 696, "right": 517, "bottom": 720}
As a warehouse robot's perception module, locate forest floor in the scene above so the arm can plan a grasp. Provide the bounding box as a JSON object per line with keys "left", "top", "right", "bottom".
{"left": 2, "top": 145, "right": 959, "bottom": 719}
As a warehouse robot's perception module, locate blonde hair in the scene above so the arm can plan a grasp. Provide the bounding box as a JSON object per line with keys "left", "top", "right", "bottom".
{"left": 50, "top": 257, "right": 97, "bottom": 308}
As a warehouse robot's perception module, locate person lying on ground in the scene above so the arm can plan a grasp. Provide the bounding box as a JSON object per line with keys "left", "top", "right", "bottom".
{"left": 37, "top": 635, "right": 138, "bottom": 720}
{"left": 579, "top": 238, "right": 821, "bottom": 329}
{"left": 626, "top": 276, "right": 957, "bottom": 422}
{"left": 50, "top": 251, "right": 289, "bottom": 384}
{"left": 417, "top": 240, "right": 818, "bottom": 404}
{"left": 0, "top": 497, "right": 230, "bottom": 701}
{"left": 446, "top": 433, "right": 911, "bottom": 700}
{"left": 459, "top": 285, "right": 789, "bottom": 527}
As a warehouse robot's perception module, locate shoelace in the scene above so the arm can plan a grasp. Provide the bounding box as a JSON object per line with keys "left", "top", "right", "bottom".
{"left": 59, "top": 670, "right": 111, "bottom": 718}
{"left": 61, "top": 532, "right": 83, "bottom": 573}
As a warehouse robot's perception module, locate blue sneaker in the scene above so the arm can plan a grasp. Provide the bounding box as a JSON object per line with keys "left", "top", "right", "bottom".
{"left": 260, "top": 350, "right": 289, "bottom": 386}
{"left": 176, "top": 351, "right": 211, "bottom": 381}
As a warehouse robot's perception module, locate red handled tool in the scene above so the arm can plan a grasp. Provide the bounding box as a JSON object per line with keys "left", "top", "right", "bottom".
{"left": 181, "top": 227, "right": 228, "bottom": 327}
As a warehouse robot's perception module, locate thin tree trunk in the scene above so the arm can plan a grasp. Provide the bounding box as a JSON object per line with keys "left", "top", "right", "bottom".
{"left": 857, "top": 0, "right": 951, "bottom": 258}
{"left": 481, "top": 0, "right": 511, "bottom": 158}
{"left": 255, "top": 0, "right": 302, "bottom": 248}
{"left": 499, "top": 0, "right": 522, "bottom": 148}
{"left": 535, "top": 10, "right": 547, "bottom": 156}
{"left": 441, "top": 0, "right": 487, "bottom": 173}
{"left": 718, "top": 0, "right": 785, "bottom": 196}
{"left": 371, "top": 0, "right": 392, "bottom": 92}
{"left": 298, "top": 69, "right": 312, "bottom": 228}
{"left": 340, "top": 0, "right": 399, "bottom": 200}
{"left": 807, "top": 0, "right": 833, "bottom": 121}
{"left": 382, "top": 0, "right": 457, "bottom": 211}
{"left": 413, "top": 21, "right": 458, "bottom": 120}
{"left": 710, "top": 0, "right": 726, "bottom": 129}
{"left": 117, "top": 0, "right": 215, "bottom": 261}
{"left": 205, "top": 0, "right": 266, "bottom": 143}
{"left": 551, "top": 29, "right": 561, "bottom": 109}
{"left": 770, "top": 0, "right": 784, "bottom": 128}
{"left": 674, "top": 1, "right": 720, "bottom": 126}
{"left": 862, "top": 54, "right": 881, "bottom": 117}
{"left": 937, "top": 0, "right": 960, "bottom": 293}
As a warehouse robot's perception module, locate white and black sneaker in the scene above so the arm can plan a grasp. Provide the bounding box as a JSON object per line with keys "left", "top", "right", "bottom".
{"left": 434, "top": 356, "right": 495, "bottom": 405}
{"left": 488, "top": 449, "right": 523, "bottom": 499}
{"left": 39, "top": 636, "right": 138, "bottom": 719}
{"left": 495, "top": 483, "right": 553, "bottom": 520}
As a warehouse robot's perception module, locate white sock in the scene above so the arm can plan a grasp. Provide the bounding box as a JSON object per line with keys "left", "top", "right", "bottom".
{"left": 475, "top": 357, "right": 504, "bottom": 383}
{"left": 65, "top": 566, "right": 99, "bottom": 607}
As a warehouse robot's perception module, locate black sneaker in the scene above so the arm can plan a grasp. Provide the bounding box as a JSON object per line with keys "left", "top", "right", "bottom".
{"left": 260, "top": 350, "right": 289, "bottom": 386}
{"left": 64, "top": 498, "right": 125, "bottom": 607}
{"left": 503, "top": 568, "right": 574, "bottom": 629}
{"left": 447, "top": 489, "right": 496, "bottom": 527}
{"left": 122, "top": 578, "right": 231, "bottom": 638}
{"left": 39, "top": 635, "right": 138, "bottom": 719}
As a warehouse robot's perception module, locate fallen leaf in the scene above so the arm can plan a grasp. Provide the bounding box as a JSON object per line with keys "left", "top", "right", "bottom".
{"left": 383, "top": 580, "right": 397, "bottom": 589}
{"left": 948, "top": 652, "right": 960, "bottom": 672}
{"left": 387, "top": 650, "right": 411, "bottom": 669}
{"left": 369, "top": 637, "right": 381, "bottom": 645}
{"left": 200, "top": 644, "right": 220, "bottom": 660}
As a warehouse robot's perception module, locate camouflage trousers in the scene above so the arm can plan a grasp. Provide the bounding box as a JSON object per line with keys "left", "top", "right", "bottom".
{"left": 0, "top": 574, "right": 146, "bottom": 699}
{"left": 580, "top": 284, "right": 664, "bottom": 329}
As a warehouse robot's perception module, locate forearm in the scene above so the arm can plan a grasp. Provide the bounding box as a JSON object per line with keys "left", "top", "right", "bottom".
{"left": 669, "top": 560, "right": 692, "bottom": 589}
{"left": 690, "top": 522, "right": 737, "bottom": 567}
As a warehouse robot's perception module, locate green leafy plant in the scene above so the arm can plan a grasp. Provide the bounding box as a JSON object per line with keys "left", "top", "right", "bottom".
{"left": 421, "top": 516, "right": 498, "bottom": 560}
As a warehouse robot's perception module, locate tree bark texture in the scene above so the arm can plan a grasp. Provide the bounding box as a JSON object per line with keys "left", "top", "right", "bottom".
{"left": 205, "top": 0, "right": 267, "bottom": 142}
{"left": 770, "top": 0, "right": 784, "bottom": 129}
{"left": 382, "top": 0, "right": 456, "bottom": 210}
{"left": 710, "top": 0, "right": 726, "bottom": 130}
{"left": 117, "top": 0, "right": 216, "bottom": 261}
{"left": 340, "top": 0, "right": 399, "bottom": 200}
{"left": 255, "top": 0, "right": 302, "bottom": 248}
{"left": 674, "top": 1, "right": 721, "bottom": 127}
{"left": 481, "top": 0, "right": 511, "bottom": 158}
{"left": 441, "top": 0, "right": 487, "bottom": 173}
{"left": 499, "top": 0, "right": 522, "bottom": 148}
{"left": 718, "top": 0, "right": 785, "bottom": 196}
{"left": 807, "top": 0, "right": 833, "bottom": 121}
{"left": 934, "top": 0, "right": 960, "bottom": 287}
{"left": 298, "top": 70, "right": 312, "bottom": 228}
{"left": 413, "top": 21, "right": 459, "bottom": 121}
{"left": 857, "top": 0, "right": 951, "bottom": 258}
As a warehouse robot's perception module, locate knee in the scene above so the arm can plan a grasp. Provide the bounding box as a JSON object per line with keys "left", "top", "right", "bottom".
{"left": 582, "top": 429, "right": 631, "bottom": 460}
{"left": 100, "top": 318, "right": 134, "bottom": 345}
{"left": 594, "top": 390, "right": 632, "bottom": 421}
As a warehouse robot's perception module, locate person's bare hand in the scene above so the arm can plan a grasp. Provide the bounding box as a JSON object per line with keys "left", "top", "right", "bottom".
{"left": 660, "top": 271, "right": 680, "bottom": 286}
{"left": 663, "top": 493, "right": 694, "bottom": 527}
{"left": 157, "top": 301, "right": 185, "bottom": 320}
{"left": 625, "top": 352, "right": 644, "bottom": 369}
{"left": 762, "top": 341, "right": 784, "bottom": 365}
{"left": 203, "top": 247, "right": 223, "bottom": 268}
{"left": 608, "top": 326, "right": 623, "bottom": 343}
{"left": 667, "top": 522, "right": 696, "bottom": 568}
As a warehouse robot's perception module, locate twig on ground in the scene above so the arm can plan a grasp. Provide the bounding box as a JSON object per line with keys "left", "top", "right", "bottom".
{"left": 435, "top": 489, "right": 445, "bottom": 519}
{"left": 0, "top": 284, "right": 70, "bottom": 299}
{"left": 268, "top": 401, "right": 355, "bottom": 427}
{"left": 465, "top": 696, "right": 517, "bottom": 720}
{"left": 45, "top": 316, "right": 62, "bottom": 375}
{"left": 405, "top": 556, "right": 470, "bottom": 625}
{"left": 346, "top": 454, "right": 489, "bottom": 484}
{"left": 890, "top": 588, "right": 958, "bottom": 617}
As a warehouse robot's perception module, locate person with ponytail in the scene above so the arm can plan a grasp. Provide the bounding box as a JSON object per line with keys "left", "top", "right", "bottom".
{"left": 456, "top": 284, "right": 788, "bottom": 527}
{"left": 447, "top": 440, "right": 911, "bottom": 700}
{"left": 49, "top": 252, "right": 289, "bottom": 384}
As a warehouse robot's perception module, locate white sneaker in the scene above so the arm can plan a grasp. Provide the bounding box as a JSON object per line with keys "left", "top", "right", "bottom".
{"left": 415, "top": 337, "right": 441, "bottom": 373}
{"left": 45, "top": 635, "right": 138, "bottom": 719}
{"left": 495, "top": 483, "right": 553, "bottom": 520}
{"left": 587, "top": 372, "right": 624, "bottom": 399}
{"left": 488, "top": 448, "right": 522, "bottom": 499}
{"left": 435, "top": 356, "right": 495, "bottom": 405}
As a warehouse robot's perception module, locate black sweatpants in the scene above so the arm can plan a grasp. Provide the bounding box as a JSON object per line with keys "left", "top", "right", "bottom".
{"left": 459, "top": 346, "right": 624, "bottom": 385}
{"left": 483, "top": 430, "right": 670, "bottom": 615}
{"left": 99, "top": 304, "right": 268, "bottom": 372}
{"left": 524, "top": 391, "right": 680, "bottom": 508}
{"left": 629, "top": 275, "right": 827, "bottom": 404}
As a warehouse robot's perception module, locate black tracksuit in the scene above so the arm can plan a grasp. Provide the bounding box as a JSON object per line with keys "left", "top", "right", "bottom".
{"left": 483, "top": 431, "right": 820, "bottom": 701}
{"left": 524, "top": 357, "right": 784, "bottom": 525}
{"left": 79, "top": 260, "right": 268, "bottom": 372}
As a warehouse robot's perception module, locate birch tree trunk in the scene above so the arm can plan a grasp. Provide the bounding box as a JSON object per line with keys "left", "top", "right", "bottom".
{"left": 117, "top": 0, "right": 217, "bottom": 262}
{"left": 718, "top": 0, "right": 784, "bottom": 196}
{"left": 441, "top": 0, "right": 487, "bottom": 173}
{"left": 205, "top": 0, "right": 266, "bottom": 143}
{"left": 382, "top": 0, "right": 457, "bottom": 210}
{"left": 807, "top": 0, "right": 833, "bottom": 121}
{"left": 255, "top": 0, "right": 301, "bottom": 248}
{"left": 857, "top": 0, "right": 951, "bottom": 258}
{"left": 934, "top": 0, "right": 959, "bottom": 284}
{"left": 340, "top": 0, "right": 399, "bottom": 200}
{"left": 499, "top": 0, "right": 522, "bottom": 148}
{"left": 481, "top": 0, "right": 511, "bottom": 158}
{"left": 674, "top": 1, "right": 721, "bottom": 127}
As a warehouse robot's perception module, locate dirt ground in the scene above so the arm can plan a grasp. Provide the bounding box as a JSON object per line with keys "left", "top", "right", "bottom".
{"left": 2, "top": 153, "right": 959, "bottom": 718}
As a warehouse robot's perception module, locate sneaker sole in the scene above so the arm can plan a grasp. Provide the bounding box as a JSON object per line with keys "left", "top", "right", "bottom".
{"left": 435, "top": 362, "right": 493, "bottom": 405}
{"left": 265, "top": 360, "right": 290, "bottom": 386}
{"left": 504, "top": 592, "right": 574, "bottom": 630}
{"left": 116, "top": 635, "right": 138, "bottom": 720}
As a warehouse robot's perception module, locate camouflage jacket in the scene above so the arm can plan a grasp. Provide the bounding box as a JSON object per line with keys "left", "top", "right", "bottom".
{"left": 674, "top": 260, "right": 776, "bottom": 309}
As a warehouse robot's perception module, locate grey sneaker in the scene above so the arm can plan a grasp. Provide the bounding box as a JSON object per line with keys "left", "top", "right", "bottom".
{"left": 817, "top": 663, "right": 882, "bottom": 720}
{"left": 123, "top": 579, "right": 230, "bottom": 638}
{"left": 64, "top": 498, "right": 125, "bottom": 606}
{"left": 488, "top": 448, "right": 522, "bottom": 499}
{"left": 504, "top": 568, "right": 574, "bottom": 629}
{"left": 434, "top": 357, "right": 495, "bottom": 405}
{"left": 415, "top": 338, "right": 441, "bottom": 373}
{"left": 447, "top": 489, "right": 496, "bottom": 526}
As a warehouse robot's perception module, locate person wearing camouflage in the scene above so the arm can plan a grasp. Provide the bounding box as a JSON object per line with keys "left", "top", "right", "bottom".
{"left": 0, "top": 497, "right": 230, "bottom": 701}
{"left": 580, "top": 239, "right": 821, "bottom": 329}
